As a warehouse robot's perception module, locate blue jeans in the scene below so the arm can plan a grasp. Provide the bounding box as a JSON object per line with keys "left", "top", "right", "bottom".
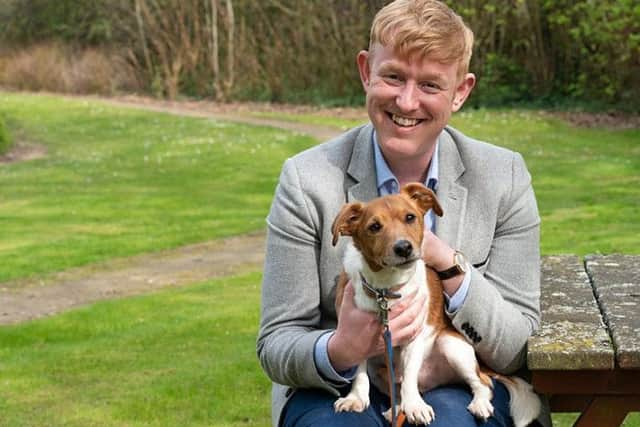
{"left": 282, "top": 380, "right": 516, "bottom": 427}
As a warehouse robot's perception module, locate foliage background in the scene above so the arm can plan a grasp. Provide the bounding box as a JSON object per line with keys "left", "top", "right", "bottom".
{"left": 0, "top": 0, "right": 639, "bottom": 111}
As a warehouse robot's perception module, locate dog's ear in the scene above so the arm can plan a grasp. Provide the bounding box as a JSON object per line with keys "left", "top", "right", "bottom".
{"left": 400, "top": 182, "right": 443, "bottom": 217}
{"left": 331, "top": 202, "right": 364, "bottom": 246}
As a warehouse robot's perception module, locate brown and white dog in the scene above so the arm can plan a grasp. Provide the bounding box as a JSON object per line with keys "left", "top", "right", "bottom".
{"left": 331, "top": 183, "right": 540, "bottom": 426}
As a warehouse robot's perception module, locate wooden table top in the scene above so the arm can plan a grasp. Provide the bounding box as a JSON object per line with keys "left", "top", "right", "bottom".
{"left": 528, "top": 254, "right": 640, "bottom": 371}
{"left": 585, "top": 254, "right": 640, "bottom": 369}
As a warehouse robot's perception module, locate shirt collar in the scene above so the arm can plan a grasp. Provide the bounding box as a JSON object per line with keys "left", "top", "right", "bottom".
{"left": 372, "top": 131, "right": 439, "bottom": 196}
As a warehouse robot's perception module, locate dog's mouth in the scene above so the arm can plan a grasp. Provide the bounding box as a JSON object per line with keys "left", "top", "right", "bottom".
{"left": 383, "top": 255, "right": 420, "bottom": 269}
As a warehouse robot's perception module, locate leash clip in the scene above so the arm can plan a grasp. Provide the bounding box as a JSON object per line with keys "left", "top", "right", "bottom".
{"left": 377, "top": 295, "right": 390, "bottom": 325}
{"left": 376, "top": 288, "right": 401, "bottom": 326}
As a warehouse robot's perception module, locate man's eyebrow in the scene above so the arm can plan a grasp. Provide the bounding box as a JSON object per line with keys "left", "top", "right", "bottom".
{"left": 377, "top": 61, "right": 404, "bottom": 73}
{"left": 378, "top": 61, "right": 446, "bottom": 80}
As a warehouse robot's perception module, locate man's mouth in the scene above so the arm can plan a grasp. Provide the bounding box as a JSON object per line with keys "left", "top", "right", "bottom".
{"left": 389, "top": 113, "right": 423, "bottom": 128}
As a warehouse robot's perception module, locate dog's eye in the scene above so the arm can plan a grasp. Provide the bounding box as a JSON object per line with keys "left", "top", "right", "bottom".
{"left": 406, "top": 213, "right": 416, "bottom": 223}
{"left": 368, "top": 222, "right": 382, "bottom": 233}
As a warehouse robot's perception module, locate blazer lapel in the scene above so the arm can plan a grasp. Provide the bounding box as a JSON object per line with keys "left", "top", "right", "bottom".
{"left": 435, "top": 128, "right": 467, "bottom": 249}
{"left": 346, "top": 124, "right": 378, "bottom": 203}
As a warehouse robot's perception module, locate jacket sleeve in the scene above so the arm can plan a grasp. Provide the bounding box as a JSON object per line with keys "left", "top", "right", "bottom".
{"left": 256, "top": 158, "right": 339, "bottom": 395}
{"left": 449, "top": 152, "right": 541, "bottom": 374}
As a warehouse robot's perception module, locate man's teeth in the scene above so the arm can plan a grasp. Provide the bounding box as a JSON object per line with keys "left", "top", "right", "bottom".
{"left": 391, "top": 114, "right": 421, "bottom": 127}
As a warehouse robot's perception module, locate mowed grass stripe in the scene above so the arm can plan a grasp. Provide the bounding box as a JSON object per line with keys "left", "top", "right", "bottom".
{"left": 0, "top": 92, "right": 315, "bottom": 283}
{"left": 0, "top": 272, "right": 270, "bottom": 427}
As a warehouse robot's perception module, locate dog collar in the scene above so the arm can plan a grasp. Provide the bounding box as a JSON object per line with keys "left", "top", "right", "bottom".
{"left": 359, "top": 272, "right": 404, "bottom": 301}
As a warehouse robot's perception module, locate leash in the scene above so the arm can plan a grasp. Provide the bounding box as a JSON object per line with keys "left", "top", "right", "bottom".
{"left": 360, "top": 274, "right": 406, "bottom": 427}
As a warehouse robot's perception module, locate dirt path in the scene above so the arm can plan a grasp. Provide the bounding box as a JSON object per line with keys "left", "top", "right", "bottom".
{"left": 0, "top": 97, "right": 344, "bottom": 324}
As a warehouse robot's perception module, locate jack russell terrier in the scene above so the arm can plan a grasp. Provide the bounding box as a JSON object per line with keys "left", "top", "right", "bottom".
{"left": 331, "top": 182, "right": 540, "bottom": 426}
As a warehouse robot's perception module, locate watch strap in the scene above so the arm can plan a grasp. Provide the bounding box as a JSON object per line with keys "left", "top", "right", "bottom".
{"left": 436, "top": 250, "right": 467, "bottom": 280}
{"left": 436, "top": 264, "right": 463, "bottom": 280}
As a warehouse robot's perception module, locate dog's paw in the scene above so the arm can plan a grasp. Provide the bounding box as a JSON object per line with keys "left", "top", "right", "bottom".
{"left": 334, "top": 395, "right": 369, "bottom": 413}
{"left": 467, "top": 396, "right": 494, "bottom": 420}
{"left": 402, "top": 398, "right": 435, "bottom": 425}
{"left": 382, "top": 405, "right": 402, "bottom": 423}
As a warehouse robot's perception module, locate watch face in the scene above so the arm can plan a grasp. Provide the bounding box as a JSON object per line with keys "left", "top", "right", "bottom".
{"left": 454, "top": 251, "right": 467, "bottom": 273}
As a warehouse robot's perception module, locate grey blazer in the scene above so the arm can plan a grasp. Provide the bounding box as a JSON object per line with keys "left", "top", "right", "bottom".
{"left": 257, "top": 123, "right": 549, "bottom": 426}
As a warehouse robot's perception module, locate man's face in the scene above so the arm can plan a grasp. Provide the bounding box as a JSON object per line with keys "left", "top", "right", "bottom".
{"left": 357, "top": 43, "right": 475, "bottom": 162}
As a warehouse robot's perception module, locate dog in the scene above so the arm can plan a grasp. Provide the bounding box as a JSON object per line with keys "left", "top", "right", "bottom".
{"left": 331, "top": 182, "right": 541, "bottom": 426}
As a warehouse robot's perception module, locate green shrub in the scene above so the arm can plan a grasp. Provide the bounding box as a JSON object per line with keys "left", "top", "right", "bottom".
{"left": 0, "top": 114, "right": 12, "bottom": 155}
{"left": 0, "top": 0, "right": 114, "bottom": 45}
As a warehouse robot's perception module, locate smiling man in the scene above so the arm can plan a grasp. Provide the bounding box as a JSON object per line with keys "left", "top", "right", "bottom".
{"left": 257, "top": 1, "right": 547, "bottom": 426}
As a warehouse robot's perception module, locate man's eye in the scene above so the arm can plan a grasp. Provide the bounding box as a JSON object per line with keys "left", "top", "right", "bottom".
{"left": 420, "top": 82, "right": 440, "bottom": 93}
{"left": 384, "top": 74, "right": 402, "bottom": 84}
{"left": 368, "top": 222, "right": 382, "bottom": 233}
{"left": 406, "top": 213, "right": 416, "bottom": 223}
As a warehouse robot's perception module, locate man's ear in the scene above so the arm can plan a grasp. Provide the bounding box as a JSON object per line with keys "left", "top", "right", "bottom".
{"left": 451, "top": 73, "right": 476, "bottom": 113}
{"left": 331, "top": 202, "right": 364, "bottom": 246}
{"left": 400, "top": 183, "right": 443, "bottom": 217}
{"left": 356, "top": 50, "right": 371, "bottom": 91}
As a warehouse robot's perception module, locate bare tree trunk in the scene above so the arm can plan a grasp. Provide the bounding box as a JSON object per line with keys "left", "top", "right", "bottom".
{"left": 208, "top": 0, "right": 221, "bottom": 99}
{"left": 223, "top": 0, "right": 234, "bottom": 98}
{"left": 135, "top": 0, "right": 153, "bottom": 81}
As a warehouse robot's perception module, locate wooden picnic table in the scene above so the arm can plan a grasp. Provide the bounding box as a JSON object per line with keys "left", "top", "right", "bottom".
{"left": 528, "top": 255, "right": 640, "bottom": 427}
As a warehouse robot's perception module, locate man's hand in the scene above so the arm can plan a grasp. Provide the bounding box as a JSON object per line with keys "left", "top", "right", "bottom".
{"left": 388, "top": 286, "right": 427, "bottom": 347}
{"left": 328, "top": 281, "right": 427, "bottom": 372}
{"left": 328, "top": 282, "right": 382, "bottom": 372}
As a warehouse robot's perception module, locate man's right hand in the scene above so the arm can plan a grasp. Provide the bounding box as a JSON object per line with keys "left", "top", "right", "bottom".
{"left": 327, "top": 280, "right": 427, "bottom": 372}
{"left": 327, "top": 281, "right": 383, "bottom": 372}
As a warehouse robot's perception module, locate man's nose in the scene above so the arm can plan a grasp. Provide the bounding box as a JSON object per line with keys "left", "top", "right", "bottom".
{"left": 396, "top": 82, "right": 420, "bottom": 112}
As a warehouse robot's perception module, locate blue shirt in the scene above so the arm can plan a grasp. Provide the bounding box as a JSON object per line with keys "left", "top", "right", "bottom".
{"left": 314, "top": 132, "right": 471, "bottom": 384}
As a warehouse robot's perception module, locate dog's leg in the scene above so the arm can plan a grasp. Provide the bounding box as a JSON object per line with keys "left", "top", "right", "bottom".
{"left": 400, "top": 330, "right": 436, "bottom": 425}
{"left": 334, "top": 362, "right": 370, "bottom": 413}
{"left": 439, "top": 334, "right": 494, "bottom": 420}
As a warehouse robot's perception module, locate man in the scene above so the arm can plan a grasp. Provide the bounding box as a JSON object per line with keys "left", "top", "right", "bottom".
{"left": 257, "top": 1, "right": 548, "bottom": 426}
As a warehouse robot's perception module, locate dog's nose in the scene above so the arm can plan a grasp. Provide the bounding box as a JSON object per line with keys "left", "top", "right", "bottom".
{"left": 393, "top": 240, "right": 413, "bottom": 258}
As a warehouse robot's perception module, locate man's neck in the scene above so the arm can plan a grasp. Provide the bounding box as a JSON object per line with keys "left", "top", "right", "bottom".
{"left": 385, "top": 146, "right": 436, "bottom": 186}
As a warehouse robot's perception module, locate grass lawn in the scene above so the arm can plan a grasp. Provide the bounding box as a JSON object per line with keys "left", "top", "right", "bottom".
{"left": 1, "top": 93, "right": 638, "bottom": 426}
{"left": 0, "top": 272, "right": 270, "bottom": 427}
{"left": 249, "top": 110, "right": 367, "bottom": 130}
{"left": 0, "top": 92, "right": 315, "bottom": 283}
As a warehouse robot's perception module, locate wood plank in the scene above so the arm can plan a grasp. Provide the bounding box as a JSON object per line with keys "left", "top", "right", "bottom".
{"left": 547, "top": 395, "right": 591, "bottom": 412}
{"left": 532, "top": 369, "right": 640, "bottom": 395}
{"left": 585, "top": 254, "right": 640, "bottom": 368}
{"left": 528, "top": 256, "right": 614, "bottom": 370}
{"left": 574, "top": 396, "right": 640, "bottom": 427}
